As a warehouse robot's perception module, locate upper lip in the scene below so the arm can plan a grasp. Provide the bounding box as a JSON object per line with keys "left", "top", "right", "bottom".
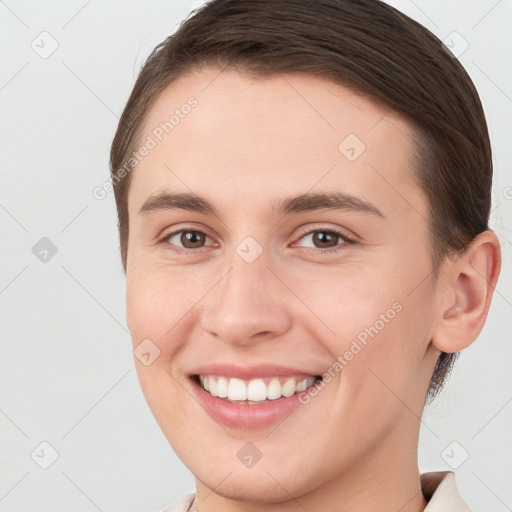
{"left": 190, "top": 363, "right": 320, "bottom": 380}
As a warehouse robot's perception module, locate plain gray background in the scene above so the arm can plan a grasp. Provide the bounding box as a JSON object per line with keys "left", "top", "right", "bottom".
{"left": 1, "top": 0, "right": 511, "bottom": 510}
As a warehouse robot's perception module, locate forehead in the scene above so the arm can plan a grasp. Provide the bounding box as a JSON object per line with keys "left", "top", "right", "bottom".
{"left": 128, "top": 67, "right": 424, "bottom": 220}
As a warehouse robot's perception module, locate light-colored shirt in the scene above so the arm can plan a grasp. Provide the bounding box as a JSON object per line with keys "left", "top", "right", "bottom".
{"left": 161, "top": 471, "right": 471, "bottom": 511}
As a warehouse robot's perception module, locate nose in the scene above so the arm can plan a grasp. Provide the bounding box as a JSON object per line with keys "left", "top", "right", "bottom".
{"left": 199, "top": 253, "right": 293, "bottom": 347}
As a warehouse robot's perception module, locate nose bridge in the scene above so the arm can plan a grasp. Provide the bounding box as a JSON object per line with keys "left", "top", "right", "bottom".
{"left": 200, "top": 247, "right": 292, "bottom": 345}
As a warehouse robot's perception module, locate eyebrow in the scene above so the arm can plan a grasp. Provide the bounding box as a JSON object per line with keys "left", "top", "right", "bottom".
{"left": 138, "top": 191, "right": 385, "bottom": 219}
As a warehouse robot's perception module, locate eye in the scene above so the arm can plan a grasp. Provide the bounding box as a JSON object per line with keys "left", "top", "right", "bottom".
{"left": 157, "top": 226, "right": 355, "bottom": 255}
{"left": 294, "top": 228, "right": 355, "bottom": 253}
{"left": 158, "top": 228, "right": 216, "bottom": 253}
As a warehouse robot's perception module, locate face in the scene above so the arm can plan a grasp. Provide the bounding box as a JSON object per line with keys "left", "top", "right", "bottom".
{"left": 125, "top": 68, "right": 441, "bottom": 504}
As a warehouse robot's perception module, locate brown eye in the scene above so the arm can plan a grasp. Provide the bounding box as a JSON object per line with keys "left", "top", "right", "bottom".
{"left": 301, "top": 229, "right": 347, "bottom": 249}
{"left": 294, "top": 228, "right": 354, "bottom": 253}
{"left": 311, "top": 231, "right": 339, "bottom": 248}
{"left": 180, "top": 231, "right": 206, "bottom": 248}
{"left": 161, "top": 229, "right": 214, "bottom": 252}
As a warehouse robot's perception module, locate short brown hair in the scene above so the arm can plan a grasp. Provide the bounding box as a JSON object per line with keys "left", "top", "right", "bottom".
{"left": 110, "top": 0, "right": 493, "bottom": 402}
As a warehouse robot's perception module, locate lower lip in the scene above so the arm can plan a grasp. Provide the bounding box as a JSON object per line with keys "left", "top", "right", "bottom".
{"left": 190, "top": 377, "right": 307, "bottom": 429}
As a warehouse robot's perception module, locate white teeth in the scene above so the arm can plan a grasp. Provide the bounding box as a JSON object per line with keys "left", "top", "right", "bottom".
{"left": 266, "top": 378, "right": 282, "bottom": 400}
{"left": 247, "top": 378, "right": 267, "bottom": 401}
{"left": 227, "top": 378, "right": 246, "bottom": 400}
{"left": 198, "top": 375, "right": 318, "bottom": 402}
{"left": 209, "top": 377, "right": 218, "bottom": 397}
{"left": 296, "top": 378, "right": 307, "bottom": 392}
{"left": 217, "top": 377, "right": 228, "bottom": 398}
{"left": 281, "top": 377, "right": 296, "bottom": 397}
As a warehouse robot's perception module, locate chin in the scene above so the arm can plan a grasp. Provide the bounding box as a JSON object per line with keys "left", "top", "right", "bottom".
{"left": 197, "top": 472, "right": 304, "bottom": 504}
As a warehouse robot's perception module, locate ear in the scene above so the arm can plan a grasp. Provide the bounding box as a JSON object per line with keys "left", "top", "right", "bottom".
{"left": 432, "top": 230, "right": 501, "bottom": 353}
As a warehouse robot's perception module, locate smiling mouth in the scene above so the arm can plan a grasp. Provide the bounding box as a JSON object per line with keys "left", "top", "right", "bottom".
{"left": 193, "top": 374, "right": 322, "bottom": 405}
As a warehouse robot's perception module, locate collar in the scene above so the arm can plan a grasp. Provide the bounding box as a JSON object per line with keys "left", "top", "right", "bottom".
{"left": 422, "top": 471, "right": 471, "bottom": 511}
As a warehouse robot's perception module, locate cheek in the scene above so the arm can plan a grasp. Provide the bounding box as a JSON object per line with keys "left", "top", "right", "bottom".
{"left": 291, "top": 262, "right": 402, "bottom": 347}
{"left": 126, "top": 262, "right": 206, "bottom": 347}
{"left": 125, "top": 264, "right": 199, "bottom": 433}
{"left": 294, "top": 259, "right": 433, "bottom": 402}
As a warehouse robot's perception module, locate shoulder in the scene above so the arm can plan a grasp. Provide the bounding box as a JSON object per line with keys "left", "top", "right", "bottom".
{"left": 421, "top": 471, "right": 471, "bottom": 511}
{"left": 159, "top": 493, "right": 196, "bottom": 512}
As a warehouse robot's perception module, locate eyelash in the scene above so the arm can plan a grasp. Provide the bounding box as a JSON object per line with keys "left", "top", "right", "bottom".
{"left": 157, "top": 227, "right": 356, "bottom": 255}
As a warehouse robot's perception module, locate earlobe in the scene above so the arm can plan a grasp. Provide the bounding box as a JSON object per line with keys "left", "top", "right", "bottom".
{"left": 432, "top": 230, "right": 501, "bottom": 353}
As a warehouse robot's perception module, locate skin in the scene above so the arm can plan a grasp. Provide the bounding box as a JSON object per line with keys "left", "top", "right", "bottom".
{"left": 124, "top": 68, "right": 501, "bottom": 512}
